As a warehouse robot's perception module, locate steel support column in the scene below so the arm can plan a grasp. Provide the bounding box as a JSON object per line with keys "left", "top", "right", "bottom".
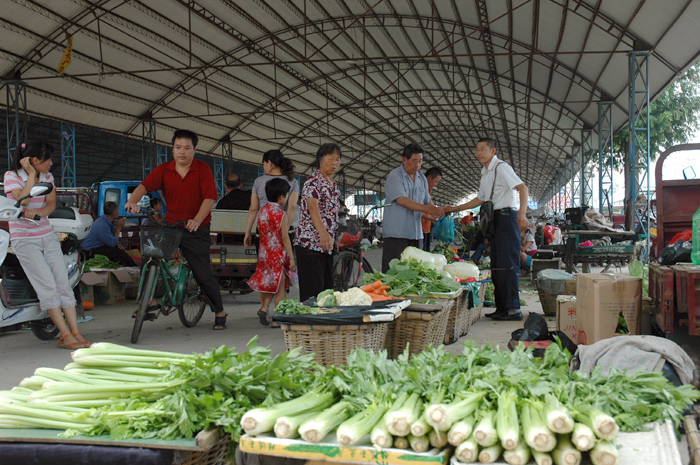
{"left": 157, "top": 145, "right": 169, "bottom": 166}
{"left": 60, "top": 122, "right": 76, "bottom": 188}
{"left": 628, "top": 51, "right": 651, "bottom": 262}
{"left": 141, "top": 120, "right": 156, "bottom": 179}
{"left": 556, "top": 175, "right": 562, "bottom": 212}
{"left": 340, "top": 172, "right": 346, "bottom": 200}
{"left": 213, "top": 157, "right": 224, "bottom": 199}
{"left": 5, "top": 80, "right": 27, "bottom": 169}
{"left": 571, "top": 146, "right": 581, "bottom": 207}
{"left": 561, "top": 168, "right": 570, "bottom": 209}
{"left": 598, "top": 102, "right": 614, "bottom": 218}
{"left": 581, "top": 128, "right": 594, "bottom": 206}
{"left": 222, "top": 140, "right": 233, "bottom": 175}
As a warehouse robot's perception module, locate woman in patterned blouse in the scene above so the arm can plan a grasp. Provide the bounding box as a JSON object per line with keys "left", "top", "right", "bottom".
{"left": 294, "top": 143, "right": 342, "bottom": 301}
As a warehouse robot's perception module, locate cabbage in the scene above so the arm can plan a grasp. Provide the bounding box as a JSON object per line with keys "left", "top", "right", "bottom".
{"left": 444, "top": 262, "right": 479, "bottom": 280}
{"left": 317, "top": 289, "right": 337, "bottom": 307}
{"left": 400, "top": 246, "right": 442, "bottom": 270}
{"left": 432, "top": 253, "right": 447, "bottom": 271}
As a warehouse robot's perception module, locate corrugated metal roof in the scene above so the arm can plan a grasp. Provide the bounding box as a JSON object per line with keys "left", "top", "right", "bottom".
{"left": 1, "top": 0, "right": 700, "bottom": 202}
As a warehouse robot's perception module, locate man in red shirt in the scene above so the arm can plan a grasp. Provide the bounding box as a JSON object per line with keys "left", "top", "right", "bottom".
{"left": 125, "top": 129, "right": 226, "bottom": 330}
{"left": 460, "top": 212, "right": 474, "bottom": 226}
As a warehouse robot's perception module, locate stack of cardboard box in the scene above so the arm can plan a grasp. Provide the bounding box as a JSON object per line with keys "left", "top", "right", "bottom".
{"left": 556, "top": 274, "right": 643, "bottom": 345}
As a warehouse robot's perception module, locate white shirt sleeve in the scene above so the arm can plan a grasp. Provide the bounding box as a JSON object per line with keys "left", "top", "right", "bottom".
{"left": 499, "top": 163, "right": 524, "bottom": 189}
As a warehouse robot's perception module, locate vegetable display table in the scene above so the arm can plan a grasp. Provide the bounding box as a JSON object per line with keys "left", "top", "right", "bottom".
{"left": 238, "top": 421, "right": 682, "bottom": 465}
{"left": 0, "top": 427, "right": 229, "bottom": 465}
{"left": 239, "top": 433, "right": 449, "bottom": 465}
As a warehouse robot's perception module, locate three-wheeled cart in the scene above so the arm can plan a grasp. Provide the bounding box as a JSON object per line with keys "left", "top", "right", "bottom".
{"left": 563, "top": 229, "right": 639, "bottom": 273}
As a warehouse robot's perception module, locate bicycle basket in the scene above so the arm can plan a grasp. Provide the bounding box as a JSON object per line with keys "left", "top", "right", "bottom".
{"left": 338, "top": 231, "right": 361, "bottom": 249}
{"left": 345, "top": 219, "right": 362, "bottom": 235}
{"left": 140, "top": 227, "right": 182, "bottom": 260}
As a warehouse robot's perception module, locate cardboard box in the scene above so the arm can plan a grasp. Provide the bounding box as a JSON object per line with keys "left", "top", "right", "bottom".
{"left": 81, "top": 269, "right": 133, "bottom": 305}
{"left": 79, "top": 283, "right": 94, "bottom": 305}
{"left": 556, "top": 295, "right": 578, "bottom": 342}
{"left": 576, "top": 273, "right": 642, "bottom": 345}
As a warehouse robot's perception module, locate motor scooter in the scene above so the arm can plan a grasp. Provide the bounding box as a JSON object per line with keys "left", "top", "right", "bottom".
{"left": 0, "top": 183, "right": 87, "bottom": 340}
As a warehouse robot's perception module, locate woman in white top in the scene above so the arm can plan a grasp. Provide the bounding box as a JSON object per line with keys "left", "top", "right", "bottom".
{"left": 3, "top": 141, "right": 91, "bottom": 349}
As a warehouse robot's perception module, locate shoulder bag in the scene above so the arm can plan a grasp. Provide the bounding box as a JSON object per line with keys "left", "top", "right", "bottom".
{"left": 479, "top": 162, "right": 502, "bottom": 238}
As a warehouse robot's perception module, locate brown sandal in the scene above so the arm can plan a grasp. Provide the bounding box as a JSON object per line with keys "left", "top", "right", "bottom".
{"left": 72, "top": 332, "right": 92, "bottom": 348}
{"left": 57, "top": 334, "right": 83, "bottom": 350}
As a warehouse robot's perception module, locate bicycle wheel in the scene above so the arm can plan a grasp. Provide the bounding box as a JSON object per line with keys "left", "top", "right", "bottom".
{"left": 333, "top": 250, "right": 364, "bottom": 291}
{"left": 361, "top": 257, "right": 374, "bottom": 274}
{"left": 178, "top": 268, "right": 206, "bottom": 327}
{"left": 132, "top": 263, "right": 158, "bottom": 344}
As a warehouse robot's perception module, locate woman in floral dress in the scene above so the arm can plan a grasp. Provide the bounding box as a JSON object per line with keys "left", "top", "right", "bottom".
{"left": 247, "top": 178, "right": 296, "bottom": 328}
{"left": 294, "top": 143, "right": 342, "bottom": 302}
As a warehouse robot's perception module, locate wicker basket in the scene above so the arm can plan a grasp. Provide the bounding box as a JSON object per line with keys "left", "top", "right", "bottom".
{"left": 385, "top": 300, "right": 453, "bottom": 359}
{"left": 537, "top": 288, "right": 558, "bottom": 316}
{"left": 181, "top": 431, "right": 231, "bottom": 465}
{"left": 280, "top": 323, "right": 389, "bottom": 367}
{"left": 445, "top": 290, "right": 471, "bottom": 344}
{"left": 565, "top": 280, "right": 577, "bottom": 296}
{"left": 469, "top": 282, "right": 487, "bottom": 325}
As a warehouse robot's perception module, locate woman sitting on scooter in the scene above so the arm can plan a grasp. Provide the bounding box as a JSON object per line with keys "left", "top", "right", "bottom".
{"left": 3, "top": 141, "right": 92, "bottom": 349}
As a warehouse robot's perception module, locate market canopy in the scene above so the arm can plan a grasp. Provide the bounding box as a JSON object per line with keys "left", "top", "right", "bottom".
{"left": 2, "top": 0, "right": 700, "bottom": 203}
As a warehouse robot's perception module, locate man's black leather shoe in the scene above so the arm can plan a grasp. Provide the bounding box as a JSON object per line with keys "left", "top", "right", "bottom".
{"left": 485, "top": 310, "right": 506, "bottom": 318}
{"left": 491, "top": 311, "right": 523, "bottom": 321}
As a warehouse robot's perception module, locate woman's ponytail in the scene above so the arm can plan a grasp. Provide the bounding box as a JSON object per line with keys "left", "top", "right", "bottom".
{"left": 263, "top": 149, "right": 295, "bottom": 180}
{"left": 279, "top": 158, "right": 295, "bottom": 181}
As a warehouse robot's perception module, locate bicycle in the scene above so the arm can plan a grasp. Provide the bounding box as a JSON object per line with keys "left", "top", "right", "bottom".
{"left": 332, "top": 205, "right": 384, "bottom": 291}
{"left": 132, "top": 211, "right": 206, "bottom": 343}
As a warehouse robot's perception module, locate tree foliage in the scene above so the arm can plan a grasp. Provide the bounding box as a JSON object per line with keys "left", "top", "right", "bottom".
{"left": 611, "top": 61, "right": 700, "bottom": 168}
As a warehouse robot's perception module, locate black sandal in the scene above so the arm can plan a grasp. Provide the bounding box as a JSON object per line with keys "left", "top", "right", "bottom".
{"left": 257, "top": 308, "right": 270, "bottom": 326}
{"left": 213, "top": 314, "right": 227, "bottom": 330}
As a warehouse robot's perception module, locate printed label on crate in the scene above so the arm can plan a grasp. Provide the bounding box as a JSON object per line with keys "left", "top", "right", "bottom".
{"left": 239, "top": 434, "right": 449, "bottom": 465}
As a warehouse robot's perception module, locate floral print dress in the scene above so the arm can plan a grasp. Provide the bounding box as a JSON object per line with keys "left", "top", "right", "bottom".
{"left": 247, "top": 203, "right": 290, "bottom": 294}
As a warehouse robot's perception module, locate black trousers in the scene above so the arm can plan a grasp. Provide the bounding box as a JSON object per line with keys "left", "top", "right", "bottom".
{"left": 178, "top": 225, "right": 223, "bottom": 313}
{"left": 382, "top": 237, "right": 420, "bottom": 272}
{"left": 295, "top": 246, "right": 334, "bottom": 302}
{"left": 422, "top": 232, "right": 433, "bottom": 252}
{"left": 491, "top": 210, "right": 521, "bottom": 312}
{"left": 85, "top": 245, "right": 136, "bottom": 267}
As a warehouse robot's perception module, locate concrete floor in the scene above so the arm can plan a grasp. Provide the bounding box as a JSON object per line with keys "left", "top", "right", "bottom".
{"left": 0, "top": 247, "right": 535, "bottom": 389}
{"left": 0, "top": 246, "right": 691, "bottom": 463}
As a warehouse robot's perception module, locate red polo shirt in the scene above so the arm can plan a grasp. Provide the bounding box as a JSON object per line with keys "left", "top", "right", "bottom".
{"left": 142, "top": 159, "right": 218, "bottom": 226}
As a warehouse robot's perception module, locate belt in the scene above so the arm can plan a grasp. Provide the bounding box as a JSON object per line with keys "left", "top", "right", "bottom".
{"left": 495, "top": 208, "right": 516, "bottom": 214}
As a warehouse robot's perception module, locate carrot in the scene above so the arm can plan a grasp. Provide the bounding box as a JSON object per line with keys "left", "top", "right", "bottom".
{"left": 369, "top": 293, "right": 390, "bottom": 301}
{"left": 360, "top": 283, "right": 375, "bottom": 292}
{"left": 377, "top": 285, "right": 390, "bottom": 291}
{"left": 372, "top": 280, "right": 383, "bottom": 289}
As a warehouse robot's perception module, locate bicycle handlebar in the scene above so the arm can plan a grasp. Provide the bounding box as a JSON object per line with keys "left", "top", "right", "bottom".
{"left": 143, "top": 208, "right": 191, "bottom": 228}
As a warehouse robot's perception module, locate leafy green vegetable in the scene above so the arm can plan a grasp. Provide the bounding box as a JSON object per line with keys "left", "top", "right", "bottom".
{"left": 362, "top": 258, "right": 461, "bottom": 296}
{"left": 275, "top": 299, "right": 322, "bottom": 315}
{"left": 83, "top": 254, "right": 122, "bottom": 271}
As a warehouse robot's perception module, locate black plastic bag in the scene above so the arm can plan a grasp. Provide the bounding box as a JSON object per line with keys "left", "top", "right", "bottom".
{"left": 659, "top": 240, "right": 692, "bottom": 265}
{"left": 511, "top": 313, "right": 549, "bottom": 341}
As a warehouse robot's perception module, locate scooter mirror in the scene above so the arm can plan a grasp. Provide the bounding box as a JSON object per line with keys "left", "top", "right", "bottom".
{"left": 29, "top": 182, "right": 53, "bottom": 197}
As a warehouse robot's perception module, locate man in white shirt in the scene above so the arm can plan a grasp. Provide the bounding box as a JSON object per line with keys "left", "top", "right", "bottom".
{"left": 446, "top": 137, "right": 529, "bottom": 320}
